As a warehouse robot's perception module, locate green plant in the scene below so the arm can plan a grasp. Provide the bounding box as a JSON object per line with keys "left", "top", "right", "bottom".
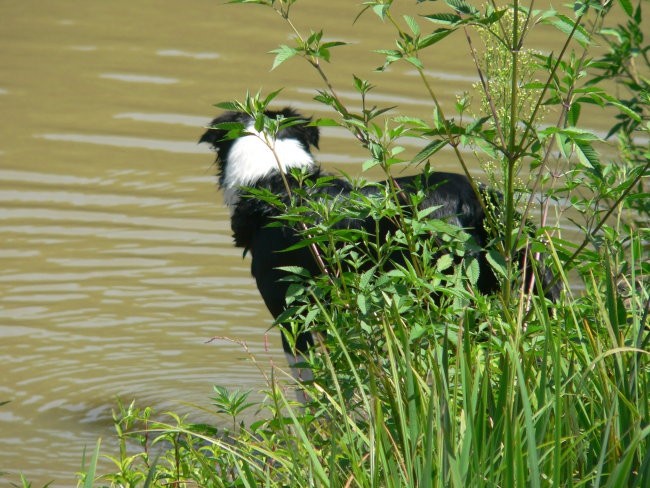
{"left": 79, "top": 0, "right": 648, "bottom": 486}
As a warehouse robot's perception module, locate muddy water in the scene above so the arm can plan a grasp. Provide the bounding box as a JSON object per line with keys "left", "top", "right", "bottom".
{"left": 0, "top": 0, "right": 629, "bottom": 485}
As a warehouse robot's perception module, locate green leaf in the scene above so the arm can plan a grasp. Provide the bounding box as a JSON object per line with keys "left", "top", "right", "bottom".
{"left": 259, "top": 88, "right": 282, "bottom": 110}
{"left": 413, "top": 139, "right": 447, "bottom": 164}
{"left": 270, "top": 45, "right": 298, "bottom": 70}
{"left": 464, "top": 256, "right": 480, "bottom": 286}
{"left": 574, "top": 139, "right": 602, "bottom": 175}
{"left": 405, "top": 56, "right": 424, "bottom": 69}
{"left": 322, "top": 41, "right": 347, "bottom": 50}
{"left": 372, "top": 4, "right": 390, "bottom": 20}
{"left": 311, "top": 118, "right": 340, "bottom": 127}
{"left": 486, "top": 249, "right": 507, "bottom": 278}
{"left": 542, "top": 14, "right": 591, "bottom": 47}
{"left": 617, "top": 0, "right": 634, "bottom": 17}
{"left": 418, "top": 28, "right": 454, "bottom": 49}
{"left": 82, "top": 438, "right": 102, "bottom": 488}
{"left": 445, "top": 0, "right": 479, "bottom": 16}
{"left": 357, "top": 294, "right": 367, "bottom": 314}
{"left": 214, "top": 100, "right": 242, "bottom": 111}
{"left": 359, "top": 267, "right": 375, "bottom": 290}
{"left": 594, "top": 92, "right": 642, "bottom": 122}
{"left": 423, "top": 13, "right": 462, "bottom": 25}
{"left": 304, "top": 307, "right": 319, "bottom": 326}
{"left": 276, "top": 265, "right": 312, "bottom": 278}
{"left": 560, "top": 127, "right": 601, "bottom": 141}
{"left": 409, "top": 324, "right": 428, "bottom": 341}
{"left": 306, "top": 30, "right": 322, "bottom": 45}
{"left": 362, "top": 158, "right": 380, "bottom": 171}
{"left": 436, "top": 254, "right": 454, "bottom": 272}
{"left": 567, "top": 103, "right": 581, "bottom": 125}
{"left": 353, "top": 74, "right": 374, "bottom": 94}
{"left": 211, "top": 121, "right": 246, "bottom": 132}
{"left": 474, "top": 8, "right": 508, "bottom": 26}
{"left": 555, "top": 133, "right": 572, "bottom": 161}
{"left": 404, "top": 15, "right": 420, "bottom": 35}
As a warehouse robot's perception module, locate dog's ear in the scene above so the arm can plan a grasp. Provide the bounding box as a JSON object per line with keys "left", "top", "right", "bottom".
{"left": 301, "top": 122, "right": 320, "bottom": 150}
{"left": 199, "top": 113, "right": 238, "bottom": 152}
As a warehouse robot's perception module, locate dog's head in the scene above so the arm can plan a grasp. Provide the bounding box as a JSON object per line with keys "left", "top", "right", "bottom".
{"left": 200, "top": 108, "right": 320, "bottom": 203}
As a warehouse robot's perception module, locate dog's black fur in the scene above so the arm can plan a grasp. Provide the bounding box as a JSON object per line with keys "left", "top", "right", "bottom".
{"left": 200, "top": 108, "right": 559, "bottom": 355}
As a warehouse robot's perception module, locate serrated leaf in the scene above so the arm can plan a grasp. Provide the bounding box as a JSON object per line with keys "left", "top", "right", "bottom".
{"left": 423, "top": 13, "right": 462, "bottom": 25}
{"left": 417, "top": 205, "right": 443, "bottom": 220}
{"left": 362, "top": 158, "right": 381, "bottom": 171}
{"left": 304, "top": 307, "right": 319, "bottom": 326}
{"left": 567, "top": 103, "right": 581, "bottom": 126}
{"left": 445, "top": 0, "right": 479, "bottom": 15}
{"left": 418, "top": 28, "right": 454, "bottom": 49}
{"left": 404, "top": 15, "right": 420, "bottom": 35}
{"left": 211, "top": 121, "right": 245, "bottom": 131}
{"left": 393, "top": 115, "right": 428, "bottom": 128}
{"left": 542, "top": 14, "right": 591, "bottom": 47}
{"left": 574, "top": 139, "right": 602, "bottom": 175}
{"left": 276, "top": 265, "right": 311, "bottom": 278}
{"left": 357, "top": 294, "right": 367, "bottom": 315}
{"left": 311, "top": 118, "right": 340, "bottom": 127}
{"left": 561, "top": 127, "right": 602, "bottom": 141}
{"left": 413, "top": 139, "right": 447, "bottom": 164}
{"left": 464, "top": 256, "right": 480, "bottom": 286}
{"left": 465, "top": 115, "right": 490, "bottom": 134}
{"left": 475, "top": 8, "right": 508, "bottom": 26}
{"left": 409, "top": 324, "right": 428, "bottom": 341}
{"left": 595, "top": 92, "right": 643, "bottom": 122}
{"left": 405, "top": 56, "right": 424, "bottom": 69}
{"left": 270, "top": 45, "right": 298, "bottom": 70}
{"left": 486, "top": 249, "right": 507, "bottom": 278}
{"left": 215, "top": 101, "right": 242, "bottom": 111}
{"left": 555, "top": 133, "right": 572, "bottom": 160}
{"left": 359, "top": 267, "right": 375, "bottom": 290}
{"left": 537, "top": 126, "right": 560, "bottom": 139}
{"left": 436, "top": 254, "right": 454, "bottom": 272}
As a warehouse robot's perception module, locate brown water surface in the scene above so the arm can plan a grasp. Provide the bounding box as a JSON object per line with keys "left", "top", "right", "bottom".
{"left": 0, "top": 1, "right": 632, "bottom": 484}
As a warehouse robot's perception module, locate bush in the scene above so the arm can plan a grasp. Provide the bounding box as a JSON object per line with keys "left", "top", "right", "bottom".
{"left": 78, "top": 1, "right": 648, "bottom": 486}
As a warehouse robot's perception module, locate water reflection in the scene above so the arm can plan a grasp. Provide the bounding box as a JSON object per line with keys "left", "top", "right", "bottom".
{"left": 99, "top": 73, "right": 180, "bottom": 84}
{"left": 156, "top": 49, "right": 220, "bottom": 60}
{"left": 114, "top": 112, "right": 209, "bottom": 126}
{"left": 37, "top": 133, "right": 207, "bottom": 154}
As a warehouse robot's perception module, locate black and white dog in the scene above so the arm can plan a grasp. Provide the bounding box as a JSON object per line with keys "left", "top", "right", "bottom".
{"left": 200, "top": 108, "right": 558, "bottom": 365}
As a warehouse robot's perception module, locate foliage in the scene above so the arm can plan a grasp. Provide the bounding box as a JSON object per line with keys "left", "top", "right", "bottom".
{"left": 75, "top": 0, "right": 648, "bottom": 486}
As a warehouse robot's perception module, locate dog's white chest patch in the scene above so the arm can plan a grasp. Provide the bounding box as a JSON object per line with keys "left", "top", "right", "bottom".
{"left": 221, "top": 126, "right": 315, "bottom": 208}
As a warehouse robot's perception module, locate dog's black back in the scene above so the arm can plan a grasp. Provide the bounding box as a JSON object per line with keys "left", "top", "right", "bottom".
{"left": 201, "top": 109, "right": 559, "bottom": 354}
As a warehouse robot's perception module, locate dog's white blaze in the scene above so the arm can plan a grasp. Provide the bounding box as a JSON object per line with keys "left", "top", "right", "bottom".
{"left": 222, "top": 125, "right": 315, "bottom": 208}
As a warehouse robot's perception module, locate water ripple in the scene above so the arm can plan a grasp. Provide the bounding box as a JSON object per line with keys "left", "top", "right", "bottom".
{"left": 36, "top": 133, "right": 209, "bottom": 154}
{"left": 100, "top": 72, "right": 179, "bottom": 84}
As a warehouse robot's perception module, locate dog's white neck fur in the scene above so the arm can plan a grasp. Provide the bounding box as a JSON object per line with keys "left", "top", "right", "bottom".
{"left": 221, "top": 124, "right": 315, "bottom": 208}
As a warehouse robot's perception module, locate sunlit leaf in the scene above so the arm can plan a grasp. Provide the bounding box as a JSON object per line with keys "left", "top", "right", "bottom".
{"left": 270, "top": 45, "right": 298, "bottom": 70}
{"left": 423, "top": 12, "right": 462, "bottom": 25}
